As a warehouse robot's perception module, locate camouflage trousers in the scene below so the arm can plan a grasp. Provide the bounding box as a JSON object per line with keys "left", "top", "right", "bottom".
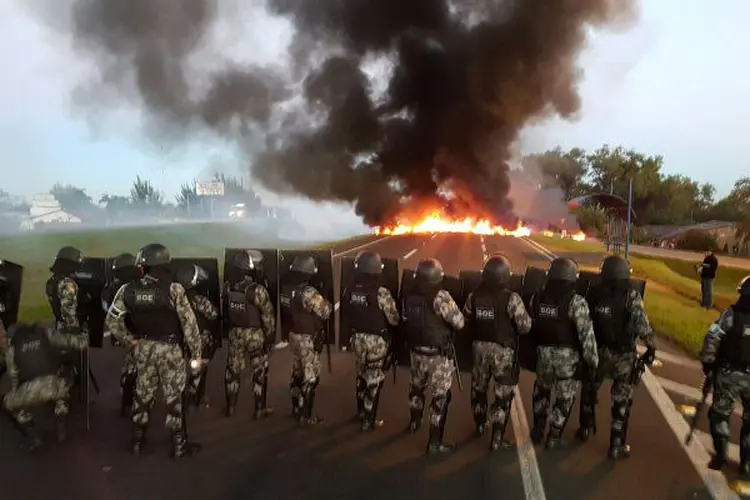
{"left": 579, "top": 348, "right": 636, "bottom": 434}
{"left": 532, "top": 346, "right": 580, "bottom": 430}
{"left": 709, "top": 367, "right": 750, "bottom": 447}
{"left": 132, "top": 340, "right": 187, "bottom": 431}
{"left": 471, "top": 341, "right": 516, "bottom": 426}
{"left": 2, "top": 375, "right": 70, "bottom": 425}
{"left": 225, "top": 327, "right": 269, "bottom": 405}
{"left": 289, "top": 333, "right": 321, "bottom": 410}
{"left": 187, "top": 329, "right": 217, "bottom": 405}
{"left": 409, "top": 351, "right": 454, "bottom": 427}
{"left": 351, "top": 333, "right": 389, "bottom": 414}
{"left": 120, "top": 346, "right": 137, "bottom": 393}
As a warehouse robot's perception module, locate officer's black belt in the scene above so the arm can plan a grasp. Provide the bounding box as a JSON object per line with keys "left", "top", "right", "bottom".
{"left": 411, "top": 346, "right": 442, "bottom": 356}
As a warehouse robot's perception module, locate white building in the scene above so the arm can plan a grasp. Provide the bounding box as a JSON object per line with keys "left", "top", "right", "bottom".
{"left": 19, "top": 194, "right": 82, "bottom": 231}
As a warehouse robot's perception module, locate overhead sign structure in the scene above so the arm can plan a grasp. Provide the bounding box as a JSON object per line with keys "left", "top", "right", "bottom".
{"left": 195, "top": 181, "right": 225, "bottom": 197}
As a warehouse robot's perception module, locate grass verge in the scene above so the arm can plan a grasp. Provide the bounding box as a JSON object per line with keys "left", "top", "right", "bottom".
{"left": 0, "top": 223, "right": 367, "bottom": 322}
{"left": 528, "top": 234, "right": 747, "bottom": 355}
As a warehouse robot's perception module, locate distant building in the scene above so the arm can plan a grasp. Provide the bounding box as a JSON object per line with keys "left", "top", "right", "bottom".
{"left": 642, "top": 220, "right": 739, "bottom": 250}
{"left": 19, "top": 194, "right": 82, "bottom": 231}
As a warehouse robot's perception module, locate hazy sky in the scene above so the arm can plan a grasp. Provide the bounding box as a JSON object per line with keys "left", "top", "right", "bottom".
{"left": 1, "top": 0, "right": 747, "bottom": 229}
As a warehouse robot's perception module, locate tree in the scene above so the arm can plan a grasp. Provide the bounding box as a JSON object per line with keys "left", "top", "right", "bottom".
{"left": 522, "top": 147, "right": 590, "bottom": 200}
{"left": 99, "top": 194, "right": 131, "bottom": 220}
{"left": 50, "top": 183, "right": 100, "bottom": 219}
{"left": 175, "top": 182, "right": 204, "bottom": 216}
{"left": 130, "top": 176, "right": 163, "bottom": 206}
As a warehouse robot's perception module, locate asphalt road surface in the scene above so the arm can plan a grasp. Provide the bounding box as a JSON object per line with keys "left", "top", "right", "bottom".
{"left": 1, "top": 233, "right": 745, "bottom": 499}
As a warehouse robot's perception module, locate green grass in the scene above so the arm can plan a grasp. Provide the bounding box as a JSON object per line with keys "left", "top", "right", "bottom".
{"left": 529, "top": 234, "right": 732, "bottom": 355}
{"left": 0, "top": 223, "right": 365, "bottom": 322}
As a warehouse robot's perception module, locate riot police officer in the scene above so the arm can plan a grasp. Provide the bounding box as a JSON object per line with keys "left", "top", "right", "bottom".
{"left": 402, "top": 258, "right": 465, "bottom": 455}
{"left": 575, "top": 255, "right": 656, "bottom": 459}
{"left": 104, "top": 243, "right": 202, "bottom": 459}
{"left": 280, "top": 255, "right": 332, "bottom": 426}
{"left": 102, "top": 252, "right": 141, "bottom": 417}
{"left": 343, "top": 251, "right": 400, "bottom": 431}
{"left": 1, "top": 322, "right": 88, "bottom": 450}
{"left": 529, "top": 257, "right": 598, "bottom": 449}
{"left": 175, "top": 263, "right": 219, "bottom": 410}
{"left": 700, "top": 275, "right": 750, "bottom": 474}
{"left": 463, "top": 254, "right": 532, "bottom": 451}
{"left": 223, "top": 250, "right": 276, "bottom": 419}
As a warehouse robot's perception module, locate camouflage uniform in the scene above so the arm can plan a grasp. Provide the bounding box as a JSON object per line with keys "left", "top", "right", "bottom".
{"left": 408, "top": 290, "right": 465, "bottom": 430}
{"left": 577, "top": 288, "right": 655, "bottom": 454}
{"left": 103, "top": 278, "right": 138, "bottom": 416}
{"left": 224, "top": 279, "right": 276, "bottom": 417}
{"left": 700, "top": 304, "right": 750, "bottom": 473}
{"left": 463, "top": 290, "right": 532, "bottom": 443}
{"left": 531, "top": 293, "right": 598, "bottom": 447}
{"left": 1, "top": 324, "right": 88, "bottom": 449}
{"left": 106, "top": 275, "right": 201, "bottom": 456}
{"left": 187, "top": 293, "right": 218, "bottom": 407}
{"left": 350, "top": 286, "right": 400, "bottom": 429}
{"left": 47, "top": 276, "right": 88, "bottom": 392}
{"left": 289, "top": 285, "right": 332, "bottom": 424}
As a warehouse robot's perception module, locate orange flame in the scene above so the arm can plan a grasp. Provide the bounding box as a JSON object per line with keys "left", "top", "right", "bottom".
{"left": 374, "top": 212, "right": 532, "bottom": 237}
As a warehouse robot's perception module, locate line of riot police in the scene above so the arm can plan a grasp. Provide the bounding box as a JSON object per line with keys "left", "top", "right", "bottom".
{"left": 1, "top": 243, "right": 659, "bottom": 461}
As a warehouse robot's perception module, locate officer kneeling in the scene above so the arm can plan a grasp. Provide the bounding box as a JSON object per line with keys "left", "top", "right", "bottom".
{"left": 463, "top": 254, "right": 532, "bottom": 451}
{"left": 1, "top": 322, "right": 88, "bottom": 450}
{"left": 700, "top": 275, "right": 750, "bottom": 474}
{"left": 402, "top": 258, "right": 465, "bottom": 455}
{"left": 529, "top": 257, "right": 598, "bottom": 449}
{"left": 104, "top": 243, "right": 203, "bottom": 459}
{"left": 343, "top": 251, "right": 400, "bottom": 432}
{"left": 575, "top": 255, "right": 656, "bottom": 460}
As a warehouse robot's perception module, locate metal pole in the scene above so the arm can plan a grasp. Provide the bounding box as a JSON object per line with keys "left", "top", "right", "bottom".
{"left": 625, "top": 177, "right": 633, "bottom": 261}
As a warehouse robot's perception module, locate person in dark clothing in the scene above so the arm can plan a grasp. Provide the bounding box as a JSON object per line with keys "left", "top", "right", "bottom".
{"left": 698, "top": 251, "right": 719, "bottom": 309}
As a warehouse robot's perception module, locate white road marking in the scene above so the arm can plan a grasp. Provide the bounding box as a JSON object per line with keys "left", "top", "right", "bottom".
{"left": 511, "top": 386, "right": 547, "bottom": 500}
{"left": 526, "top": 236, "right": 741, "bottom": 499}
{"left": 657, "top": 377, "right": 741, "bottom": 416}
{"left": 696, "top": 431, "right": 741, "bottom": 465}
{"left": 332, "top": 235, "right": 394, "bottom": 257}
{"left": 403, "top": 248, "right": 418, "bottom": 259}
{"left": 637, "top": 344, "right": 701, "bottom": 369}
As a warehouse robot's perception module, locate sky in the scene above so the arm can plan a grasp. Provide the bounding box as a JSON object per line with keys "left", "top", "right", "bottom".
{"left": 1, "top": 0, "right": 747, "bottom": 233}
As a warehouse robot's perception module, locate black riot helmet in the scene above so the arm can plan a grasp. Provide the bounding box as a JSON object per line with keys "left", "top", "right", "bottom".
{"left": 739, "top": 275, "right": 750, "bottom": 296}
{"left": 414, "top": 258, "right": 444, "bottom": 285}
{"left": 175, "top": 264, "right": 208, "bottom": 290}
{"left": 136, "top": 243, "right": 171, "bottom": 267}
{"left": 599, "top": 255, "right": 631, "bottom": 281}
{"left": 234, "top": 249, "right": 264, "bottom": 273}
{"left": 354, "top": 251, "right": 383, "bottom": 275}
{"left": 290, "top": 255, "right": 317, "bottom": 276}
{"left": 112, "top": 253, "right": 136, "bottom": 271}
{"left": 547, "top": 257, "right": 579, "bottom": 282}
{"left": 55, "top": 246, "right": 84, "bottom": 264}
{"left": 482, "top": 254, "right": 512, "bottom": 286}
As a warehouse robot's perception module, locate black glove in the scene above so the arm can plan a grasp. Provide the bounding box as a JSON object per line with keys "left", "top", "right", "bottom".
{"left": 702, "top": 361, "right": 715, "bottom": 376}
{"left": 642, "top": 347, "right": 656, "bottom": 366}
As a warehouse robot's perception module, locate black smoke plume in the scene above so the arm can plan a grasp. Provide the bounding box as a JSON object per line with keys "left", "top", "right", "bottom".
{"left": 45, "top": 0, "right": 636, "bottom": 226}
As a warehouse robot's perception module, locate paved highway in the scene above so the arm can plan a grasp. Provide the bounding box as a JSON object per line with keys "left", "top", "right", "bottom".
{"left": 0, "top": 233, "right": 745, "bottom": 499}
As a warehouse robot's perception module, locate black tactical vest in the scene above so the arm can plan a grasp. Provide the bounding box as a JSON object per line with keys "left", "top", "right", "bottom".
{"left": 122, "top": 279, "right": 182, "bottom": 342}
{"left": 718, "top": 306, "right": 750, "bottom": 368}
{"left": 225, "top": 281, "right": 262, "bottom": 329}
{"left": 45, "top": 275, "right": 85, "bottom": 326}
{"left": 12, "top": 326, "right": 59, "bottom": 384}
{"left": 532, "top": 288, "right": 578, "bottom": 348}
{"left": 281, "top": 284, "right": 323, "bottom": 335}
{"left": 101, "top": 279, "right": 123, "bottom": 311}
{"left": 588, "top": 285, "right": 633, "bottom": 351}
{"left": 403, "top": 290, "right": 451, "bottom": 349}
{"left": 343, "top": 281, "right": 387, "bottom": 337}
{"left": 471, "top": 287, "right": 516, "bottom": 346}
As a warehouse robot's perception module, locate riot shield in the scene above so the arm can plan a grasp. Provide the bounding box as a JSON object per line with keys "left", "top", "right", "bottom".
{"left": 338, "top": 256, "right": 399, "bottom": 349}
{"left": 396, "top": 269, "right": 469, "bottom": 372}
{"left": 522, "top": 266, "right": 547, "bottom": 309}
{"left": 0, "top": 259, "right": 23, "bottom": 328}
{"left": 577, "top": 271, "right": 600, "bottom": 299}
{"left": 222, "top": 248, "right": 280, "bottom": 342}
{"left": 509, "top": 273, "right": 524, "bottom": 295}
{"left": 172, "top": 257, "right": 223, "bottom": 349}
{"left": 458, "top": 270, "right": 482, "bottom": 309}
{"left": 278, "top": 249, "right": 334, "bottom": 344}
{"left": 633, "top": 279, "right": 646, "bottom": 298}
{"left": 74, "top": 258, "right": 110, "bottom": 348}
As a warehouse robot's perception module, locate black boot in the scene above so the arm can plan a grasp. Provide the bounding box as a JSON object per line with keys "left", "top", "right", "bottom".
{"left": 708, "top": 433, "right": 729, "bottom": 471}
{"left": 490, "top": 402, "right": 514, "bottom": 451}
{"left": 361, "top": 386, "right": 384, "bottom": 432}
{"left": 426, "top": 409, "right": 454, "bottom": 455}
{"left": 254, "top": 387, "right": 274, "bottom": 420}
{"left": 131, "top": 425, "right": 147, "bottom": 456}
{"left": 171, "top": 429, "right": 201, "bottom": 459}
{"left": 530, "top": 416, "right": 546, "bottom": 444}
{"left": 225, "top": 393, "right": 238, "bottom": 418}
{"left": 300, "top": 389, "right": 323, "bottom": 426}
{"left": 608, "top": 427, "right": 631, "bottom": 460}
{"left": 56, "top": 415, "right": 68, "bottom": 443}
{"left": 545, "top": 426, "right": 566, "bottom": 450}
{"left": 407, "top": 408, "right": 423, "bottom": 434}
